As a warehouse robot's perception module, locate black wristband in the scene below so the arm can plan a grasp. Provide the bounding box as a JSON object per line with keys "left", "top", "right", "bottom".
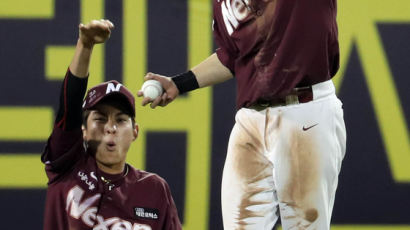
{"left": 171, "top": 70, "right": 199, "bottom": 94}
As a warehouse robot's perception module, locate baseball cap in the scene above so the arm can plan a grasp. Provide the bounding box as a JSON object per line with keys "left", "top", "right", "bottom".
{"left": 82, "top": 80, "right": 135, "bottom": 117}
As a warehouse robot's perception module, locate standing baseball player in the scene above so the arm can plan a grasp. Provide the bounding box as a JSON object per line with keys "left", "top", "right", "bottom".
{"left": 139, "top": 0, "right": 346, "bottom": 229}
{"left": 41, "top": 19, "right": 182, "bottom": 230}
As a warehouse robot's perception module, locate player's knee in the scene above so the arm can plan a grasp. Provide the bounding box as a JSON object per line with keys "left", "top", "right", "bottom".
{"left": 281, "top": 203, "right": 319, "bottom": 229}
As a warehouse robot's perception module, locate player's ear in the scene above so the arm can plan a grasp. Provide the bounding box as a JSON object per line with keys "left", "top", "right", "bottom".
{"left": 82, "top": 125, "right": 88, "bottom": 140}
{"left": 132, "top": 123, "right": 139, "bottom": 141}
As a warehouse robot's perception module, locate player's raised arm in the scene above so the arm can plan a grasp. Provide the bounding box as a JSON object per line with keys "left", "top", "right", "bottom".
{"left": 137, "top": 53, "right": 233, "bottom": 108}
{"left": 41, "top": 19, "right": 114, "bottom": 177}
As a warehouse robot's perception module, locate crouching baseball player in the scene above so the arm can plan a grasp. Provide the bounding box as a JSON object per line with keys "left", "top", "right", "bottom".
{"left": 41, "top": 19, "right": 182, "bottom": 230}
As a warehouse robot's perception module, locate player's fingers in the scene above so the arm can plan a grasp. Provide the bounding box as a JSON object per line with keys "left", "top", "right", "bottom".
{"left": 144, "top": 72, "right": 155, "bottom": 81}
{"left": 141, "top": 97, "right": 152, "bottom": 106}
{"left": 90, "top": 20, "right": 109, "bottom": 32}
{"left": 163, "top": 98, "right": 174, "bottom": 107}
{"left": 83, "top": 20, "right": 102, "bottom": 32}
{"left": 160, "top": 93, "right": 175, "bottom": 107}
{"left": 166, "top": 96, "right": 175, "bottom": 105}
{"left": 161, "top": 92, "right": 168, "bottom": 101}
{"left": 79, "top": 23, "right": 90, "bottom": 32}
{"left": 158, "top": 95, "right": 168, "bottom": 107}
{"left": 89, "top": 20, "right": 104, "bottom": 30}
{"left": 104, "top": 19, "right": 114, "bottom": 28}
{"left": 89, "top": 20, "right": 98, "bottom": 26}
{"left": 150, "top": 96, "right": 162, "bottom": 109}
{"left": 160, "top": 99, "right": 171, "bottom": 107}
{"left": 99, "top": 19, "right": 114, "bottom": 30}
{"left": 150, "top": 102, "right": 157, "bottom": 109}
{"left": 145, "top": 72, "right": 168, "bottom": 83}
{"left": 137, "top": 90, "right": 144, "bottom": 97}
{"left": 155, "top": 93, "right": 167, "bottom": 107}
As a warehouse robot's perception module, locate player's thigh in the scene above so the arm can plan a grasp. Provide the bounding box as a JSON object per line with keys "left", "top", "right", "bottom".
{"left": 221, "top": 111, "right": 278, "bottom": 230}
{"left": 268, "top": 98, "right": 345, "bottom": 229}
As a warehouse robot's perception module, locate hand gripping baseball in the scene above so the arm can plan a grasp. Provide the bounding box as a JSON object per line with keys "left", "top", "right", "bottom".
{"left": 137, "top": 73, "right": 180, "bottom": 109}
{"left": 79, "top": 19, "right": 114, "bottom": 47}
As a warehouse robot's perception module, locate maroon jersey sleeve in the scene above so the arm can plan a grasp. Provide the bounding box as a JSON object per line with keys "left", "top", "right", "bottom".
{"left": 41, "top": 69, "right": 88, "bottom": 183}
{"left": 213, "top": 8, "right": 238, "bottom": 74}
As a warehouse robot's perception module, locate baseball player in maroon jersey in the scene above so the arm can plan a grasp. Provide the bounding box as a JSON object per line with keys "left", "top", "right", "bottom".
{"left": 139, "top": 0, "right": 346, "bottom": 229}
{"left": 41, "top": 19, "right": 182, "bottom": 230}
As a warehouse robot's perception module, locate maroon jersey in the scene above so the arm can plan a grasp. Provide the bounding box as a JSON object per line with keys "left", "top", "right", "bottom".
{"left": 213, "top": 0, "right": 340, "bottom": 108}
{"left": 41, "top": 70, "right": 182, "bottom": 230}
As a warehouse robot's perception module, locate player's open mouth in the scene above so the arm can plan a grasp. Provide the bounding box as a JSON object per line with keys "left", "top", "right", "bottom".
{"left": 106, "top": 141, "right": 116, "bottom": 151}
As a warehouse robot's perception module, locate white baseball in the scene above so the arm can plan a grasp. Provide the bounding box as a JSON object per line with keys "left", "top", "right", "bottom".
{"left": 141, "top": 80, "right": 163, "bottom": 100}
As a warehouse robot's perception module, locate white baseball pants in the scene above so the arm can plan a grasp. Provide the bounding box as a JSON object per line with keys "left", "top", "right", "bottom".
{"left": 221, "top": 80, "right": 346, "bottom": 230}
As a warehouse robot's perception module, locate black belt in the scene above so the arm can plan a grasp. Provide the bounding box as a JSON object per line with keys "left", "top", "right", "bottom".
{"left": 248, "top": 86, "right": 313, "bottom": 111}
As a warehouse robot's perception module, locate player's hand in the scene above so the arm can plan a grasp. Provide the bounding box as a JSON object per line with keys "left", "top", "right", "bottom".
{"left": 79, "top": 19, "right": 114, "bottom": 47}
{"left": 137, "top": 73, "right": 180, "bottom": 109}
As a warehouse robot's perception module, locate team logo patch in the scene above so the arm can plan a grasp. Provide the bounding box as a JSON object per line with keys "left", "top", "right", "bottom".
{"left": 134, "top": 207, "right": 159, "bottom": 220}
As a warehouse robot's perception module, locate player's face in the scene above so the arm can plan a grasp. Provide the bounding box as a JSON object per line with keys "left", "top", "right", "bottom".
{"left": 82, "top": 103, "right": 138, "bottom": 174}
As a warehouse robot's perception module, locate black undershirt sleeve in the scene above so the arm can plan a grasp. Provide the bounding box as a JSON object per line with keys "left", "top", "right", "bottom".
{"left": 55, "top": 69, "right": 88, "bottom": 131}
{"left": 41, "top": 69, "right": 89, "bottom": 178}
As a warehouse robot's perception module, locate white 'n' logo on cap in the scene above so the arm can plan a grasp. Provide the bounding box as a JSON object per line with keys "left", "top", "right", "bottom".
{"left": 106, "top": 83, "right": 122, "bottom": 94}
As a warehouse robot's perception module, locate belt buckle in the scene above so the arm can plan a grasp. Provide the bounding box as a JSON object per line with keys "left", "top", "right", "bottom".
{"left": 259, "top": 101, "right": 271, "bottom": 107}
{"left": 285, "top": 94, "right": 299, "bottom": 105}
